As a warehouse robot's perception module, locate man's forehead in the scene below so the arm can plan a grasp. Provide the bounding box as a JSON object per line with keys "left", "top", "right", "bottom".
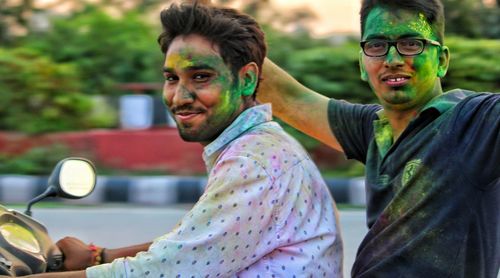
{"left": 164, "top": 47, "right": 224, "bottom": 69}
{"left": 164, "top": 52, "right": 194, "bottom": 69}
{"left": 170, "top": 34, "right": 220, "bottom": 53}
{"left": 363, "top": 6, "right": 435, "bottom": 39}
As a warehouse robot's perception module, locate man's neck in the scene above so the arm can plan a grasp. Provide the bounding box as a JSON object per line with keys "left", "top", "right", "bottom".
{"left": 384, "top": 109, "right": 418, "bottom": 141}
{"left": 199, "top": 100, "right": 258, "bottom": 147}
{"left": 384, "top": 81, "right": 444, "bottom": 141}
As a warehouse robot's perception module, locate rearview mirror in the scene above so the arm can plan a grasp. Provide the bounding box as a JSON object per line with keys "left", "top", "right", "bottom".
{"left": 25, "top": 158, "right": 97, "bottom": 216}
{"left": 50, "top": 158, "right": 96, "bottom": 199}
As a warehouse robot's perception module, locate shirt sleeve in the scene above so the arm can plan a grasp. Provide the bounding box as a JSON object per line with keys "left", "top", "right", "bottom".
{"left": 457, "top": 93, "right": 500, "bottom": 190}
{"left": 327, "top": 99, "right": 381, "bottom": 163}
{"left": 86, "top": 155, "right": 281, "bottom": 278}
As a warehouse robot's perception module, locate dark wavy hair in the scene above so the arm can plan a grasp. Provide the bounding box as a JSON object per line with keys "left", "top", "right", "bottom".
{"left": 360, "top": 0, "right": 445, "bottom": 43}
{"left": 157, "top": 1, "right": 267, "bottom": 96}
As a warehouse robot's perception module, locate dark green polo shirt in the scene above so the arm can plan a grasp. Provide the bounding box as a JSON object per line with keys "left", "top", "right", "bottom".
{"left": 328, "top": 89, "right": 499, "bottom": 277}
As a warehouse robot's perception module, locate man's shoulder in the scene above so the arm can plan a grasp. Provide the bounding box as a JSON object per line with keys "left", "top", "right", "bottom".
{"left": 441, "top": 90, "right": 500, "bottom": 141}
{"left": 329, "top": 98, "right": 382, "bottom": 111}
{"left": 328, "top": 99, "right": 382, "bottom": 125}
{"left": 424, "top": 89, "right": 497, "bottom": 115}
{"left": 447, "top": 88, "right": 499, "bottom": 102}
{"left": 223, "top": 121, "right": 311, "bottom": 167}
{"left": 231, "top": 121, "right": 303, "bottom": 152}
{"left": 448, "top": 89, "right": 499, "bottom": 113}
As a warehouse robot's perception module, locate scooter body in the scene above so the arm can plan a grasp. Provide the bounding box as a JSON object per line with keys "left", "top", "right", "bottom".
{"left": 0, "top": 158, "right": 96, "bottom": 276}
{"left": 0, "top": 205, "right": 62, "bottom": 276}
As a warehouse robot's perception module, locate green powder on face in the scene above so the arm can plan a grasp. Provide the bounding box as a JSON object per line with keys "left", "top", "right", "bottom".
{"left": 363, "top": 8, "right": 437, "bottom": 41}
{"left": 361, "top": 6, "right": 444, "bottom": 113}
{"left": 406, "top": 13, "right": 435, "bottom": 40}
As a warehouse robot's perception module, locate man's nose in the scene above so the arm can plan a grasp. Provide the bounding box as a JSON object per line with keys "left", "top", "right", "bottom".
{"left": 384, "top": 46, "right": 404, "bottom": 68}
{"left": 172, "top": 84, "right": 195, "bottom": 105}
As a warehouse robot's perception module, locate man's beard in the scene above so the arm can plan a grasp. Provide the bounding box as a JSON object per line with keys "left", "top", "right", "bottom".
{"left": 176, "top": 118, "right": 225, "bottom": 143}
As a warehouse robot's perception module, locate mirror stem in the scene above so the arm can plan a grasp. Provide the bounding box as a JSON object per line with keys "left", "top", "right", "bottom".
{"left": 25, "top": 186, "right": 58, "bottom": 217}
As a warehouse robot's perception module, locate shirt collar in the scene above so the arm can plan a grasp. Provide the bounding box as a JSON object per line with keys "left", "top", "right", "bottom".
{"left": 373, "top": 89, "right": 473, "bottom": 157}
{"left": 420, "top": 89, "right": 475, "bottom": 114}
{"left": 203, "top": 103, "right": 272, "bottom": 168}
{"left": 375, "top": 89, "right": 474, "bottom": 120}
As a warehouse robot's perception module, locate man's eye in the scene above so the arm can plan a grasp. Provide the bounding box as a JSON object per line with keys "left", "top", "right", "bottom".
{"left": 365, "top": 41, "right": 386, "bottom": 50}
{"left": 164, "top": 74, "right": 178, "bottom": 83}
{"left": 367, "top": 41, "right": 385, "bottom": 49}
{"left": 193, "top": 73, "right": 211, "bottom": 82}
{"left": 400, "top": 40, "right": 417, "bottom": 46}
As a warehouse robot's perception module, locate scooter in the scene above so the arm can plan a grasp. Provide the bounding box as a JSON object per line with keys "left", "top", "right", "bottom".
{"left": 0, "top": 158, "right": 96, "bottom": 276}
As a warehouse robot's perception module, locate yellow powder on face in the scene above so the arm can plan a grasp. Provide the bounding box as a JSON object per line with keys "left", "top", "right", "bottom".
{"left": 165, "top": 53, "right": 194, "bottom": 69}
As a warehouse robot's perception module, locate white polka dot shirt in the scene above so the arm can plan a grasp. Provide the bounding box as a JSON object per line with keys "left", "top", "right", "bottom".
{"left": 87, "top": 104, "right": 343, "bottom": 278}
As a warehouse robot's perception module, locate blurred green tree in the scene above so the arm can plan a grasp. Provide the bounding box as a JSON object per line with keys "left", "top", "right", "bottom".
{"left": 477, "top": 4, "right": 500, "bottom": 38}
{"left": 442, "top": 0, "right": 500, "bottom": 38}
{"left": 0, "top": 47, "right": 108, "bottom": 134}
{"left": 442, "top": 0, "right": 483, "bottom": 38}
{"left": 0, "top": 0, "right": 497, "bottom": 177}
{"left": 443, "top": 37, "right": 500, "bottom": 92}
{"left": 0, "top": 144, "right": 71, "bottom": 175}
{"left": 0, "top": 0, "right": 35, "bottom": 45}
{"left": 282, "top": 43, "right": 375, "bottom": 104}
{"left": 23, "top": 5, "right": 163, "bottom": 95}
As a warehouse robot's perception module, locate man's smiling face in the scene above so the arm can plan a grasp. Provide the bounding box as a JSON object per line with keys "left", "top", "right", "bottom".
{"left": 162, "top": 34, "right": 246, "bottom": 145}
{"left": 360, "top": 6, "right": 449, "bottom": 113}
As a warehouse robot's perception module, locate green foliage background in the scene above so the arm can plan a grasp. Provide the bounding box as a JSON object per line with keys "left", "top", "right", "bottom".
{"left": 0, "top": 48, "right": 93, "bottom": 134}
{"left": 0, "top": 144, "right": 71, "bottom": 175}
{"left": 24, "top": 7, "right": 163, "bottom": 96}
{"left": 443, "top": 37, "right": 500, "bottom": 92}
{"left": 0, "top": 3, "right": 499, "bottom": 174}
{"left": 1, "top": 6, "right": 498, "bottom": 136}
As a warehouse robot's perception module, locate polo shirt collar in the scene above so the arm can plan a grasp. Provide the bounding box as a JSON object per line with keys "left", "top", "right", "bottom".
{"left": 373, "top": 89, "right": 473, "bottom": 157}
{"left": 420, "top": 89, "right": 474, "bottom": 114}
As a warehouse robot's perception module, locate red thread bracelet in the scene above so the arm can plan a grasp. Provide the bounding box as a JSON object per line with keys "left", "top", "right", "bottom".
{"left": 89, "top": 244, "right": 103, "bottom": 265}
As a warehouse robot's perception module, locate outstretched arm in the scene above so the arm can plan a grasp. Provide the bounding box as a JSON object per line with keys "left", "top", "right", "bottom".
{"left": 56, "top": 237, "right": 151, "bottom": 270}
{"left": 6, "top": 270, "right": 87, "bottom": 278}
{"left": 101, "top": 242, "right": 152, "bottom": 263}
{"left": 258, "top": 58, "right": 344, "bottom": 152}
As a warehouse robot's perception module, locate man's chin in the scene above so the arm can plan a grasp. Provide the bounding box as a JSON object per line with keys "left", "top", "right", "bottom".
{"left": 381, "top": 89, "right": 415, "bottom": 105}
{"left": 179, "top": 132, "right": 202, "bottom": 142}
{"left": 176, "top": 121, "right": 226, "bottom": 144}
{"left": 178, "top": 130, "right": 216, "bottom": 143}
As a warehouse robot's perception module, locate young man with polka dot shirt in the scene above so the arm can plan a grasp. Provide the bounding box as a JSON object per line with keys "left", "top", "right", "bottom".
{"left": 33, "top": 2, "right": 343, "bottom": 278}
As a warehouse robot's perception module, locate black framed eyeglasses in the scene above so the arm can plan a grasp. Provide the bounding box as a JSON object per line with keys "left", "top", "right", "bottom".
{"left": 360, "top": 38, "right": 441, "bottom": 57}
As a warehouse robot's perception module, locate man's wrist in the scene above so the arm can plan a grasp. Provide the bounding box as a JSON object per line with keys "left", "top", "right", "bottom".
{"left": 101, "top": 248, "right": 107, "bottom": 264}
{"left": 101, "top": 248, "right": 118, "bottom": 263}
{"left": 88, "top": 244, "right": 104, "bottom": 266}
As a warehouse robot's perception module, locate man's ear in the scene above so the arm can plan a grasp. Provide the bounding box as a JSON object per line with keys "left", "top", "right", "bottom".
{"left": 437, "top": 45, "right": 450, "bottom": 78}
{"left": 238, "top": 62, "right": 259, "bottom": 97}
{"left": 359, "top": 51, "right": 368, "bottom": 81}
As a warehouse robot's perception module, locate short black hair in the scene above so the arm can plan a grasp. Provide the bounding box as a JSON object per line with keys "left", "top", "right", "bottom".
{"left": 158, "top": 1, "right": 267, "bottom": 94}
{"left": 360, "top": 0, "right": 445, "bottom": 43}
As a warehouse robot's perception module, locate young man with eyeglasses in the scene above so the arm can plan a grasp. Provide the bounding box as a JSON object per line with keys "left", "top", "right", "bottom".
{"left": 258, "top": 0, "right": 499, "bottom": 277}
